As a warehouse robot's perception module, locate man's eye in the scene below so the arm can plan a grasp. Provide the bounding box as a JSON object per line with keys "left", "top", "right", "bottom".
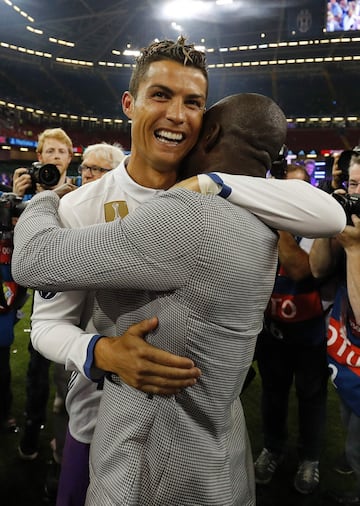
{"left": 153, "top": 91, "right": 168, "bottom": 99}
{"left": 186, "top": 100, "right": 203, "bottom": 109}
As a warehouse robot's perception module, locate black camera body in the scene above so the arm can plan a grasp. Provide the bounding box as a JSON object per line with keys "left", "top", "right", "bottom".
{"left": 332, "top": 192, "right": 360, "bottom": 225}
{"left": 335, "top": 145, "right": 360, "bottom": 185}
{"left": 0, "top": 192, "right": 27, "bottom": 231}
{"left": 0, "top": 163, "right": 60, "bottom": 230}
{"left": 270, "top": 144, "right": 288, "bottom": 179}
{"left": 27, "top": 162, "right": 60, "bottom": 194}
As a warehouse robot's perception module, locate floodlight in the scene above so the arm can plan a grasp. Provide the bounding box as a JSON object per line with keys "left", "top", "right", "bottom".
{"left": 162, "top": 1, "right": 211, "bottom": 20}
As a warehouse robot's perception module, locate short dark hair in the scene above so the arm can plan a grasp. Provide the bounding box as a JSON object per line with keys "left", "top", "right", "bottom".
{"left": 129, "top": 36, "right": 208, "bottom": 98}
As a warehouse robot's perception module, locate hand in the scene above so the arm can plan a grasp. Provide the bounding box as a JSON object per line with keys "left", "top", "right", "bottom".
{"left": 336, "top": 214, "right": 360, "bottom": 251}
{"left": 331, "top": 154, "right": 344, "bottom": 190}
{"left": 52, "top": 182, "right": 78, "bottom": 198}
{"left": 12, "top": 168, "right": 32, "bottom": 197}
{"left": 172, "top": 176, "right": 200, "bottom": 192}
{"left": 94, "top": 317, "right": 201, "bottom": 395}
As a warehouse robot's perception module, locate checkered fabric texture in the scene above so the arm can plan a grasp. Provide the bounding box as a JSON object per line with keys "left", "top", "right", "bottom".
{"left": 14, "top": 189, "right": 278, "bottom": 505}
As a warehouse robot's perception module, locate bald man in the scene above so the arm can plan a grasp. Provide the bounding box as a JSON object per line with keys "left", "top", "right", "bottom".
{"left": 12, "top": 93, "right": 345, "bottom": 505}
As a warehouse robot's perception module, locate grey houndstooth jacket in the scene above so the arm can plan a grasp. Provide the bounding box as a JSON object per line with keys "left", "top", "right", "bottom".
{"left": 13, "top": 188, "right": 278, "bottom": 505}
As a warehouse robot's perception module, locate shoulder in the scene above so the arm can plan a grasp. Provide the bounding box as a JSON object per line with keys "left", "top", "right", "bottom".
{"left": 59, "top": 165, "right": 128, "bottom": 225}
{"left": 148, "top": 188, "right": 260, "bottom": 228}
{"left": 64, "top": 166, "right": 123, "bottom": 204}
{"left": 150, "top": 188, "right": 217, "bottom": 216}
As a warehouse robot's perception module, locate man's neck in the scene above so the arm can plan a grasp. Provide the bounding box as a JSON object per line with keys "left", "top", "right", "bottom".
{"left": 126, "top": 157, "right": 177, "bottom": 190}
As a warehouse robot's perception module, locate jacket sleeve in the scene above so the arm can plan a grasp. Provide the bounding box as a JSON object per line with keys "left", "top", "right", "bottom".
{"left": 29, "top": 195, "right": 103, "bottom": 380}
{"left": 12, "top": 189, "right": 199, "bottom": 292}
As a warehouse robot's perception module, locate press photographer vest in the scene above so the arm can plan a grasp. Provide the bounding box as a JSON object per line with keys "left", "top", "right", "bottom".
{"left": 264, "top": 237, "right": 327, "bottom": 345}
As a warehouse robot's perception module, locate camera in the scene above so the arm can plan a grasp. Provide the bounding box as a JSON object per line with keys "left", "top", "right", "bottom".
{"left": 330, "top": 145, "right": 360, "bottom": 185}
{"left": 332, "top": 192, "right": 360, "bottom": 225}
{"left": 0, "top": 192, "right": 27, "bottom": 231}
{"left": 26, "top": 162, "right": 61, "bottom": 194}
{"left": 270, "top": 144, "right": 288, "bottom": 179}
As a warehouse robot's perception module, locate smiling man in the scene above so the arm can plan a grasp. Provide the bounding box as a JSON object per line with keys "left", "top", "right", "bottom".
{"left": 12, "top": 92, "right": 347, "bottom": 506}
{"left": 123, "top": 46, "right": 207, "bottom": 188}
{"left": 25, "top": 37, "right": 208, "bottom": 505}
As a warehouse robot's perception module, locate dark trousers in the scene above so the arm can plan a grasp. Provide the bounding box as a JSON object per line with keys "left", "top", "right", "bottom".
{"left": 24, "top": 340, "right": 70, "bottom": 461}
{"left": 24, "top": 340, "right": 50, "bottom": 426}
{"left": 256, "top": 327, "right": 329, "bottom": 461}
{"left": 0, "top": 346, "right": 12, "bottom": 422}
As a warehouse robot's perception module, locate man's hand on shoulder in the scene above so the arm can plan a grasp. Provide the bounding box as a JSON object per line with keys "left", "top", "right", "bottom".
{"left": 94, "top": 317, "right": 201, "bottom": 395}
{"left": 172, "top": 176, "right": 200, "bottom": 193}
{"left": 173, "top": 174, "right": 222, "bottom": 196}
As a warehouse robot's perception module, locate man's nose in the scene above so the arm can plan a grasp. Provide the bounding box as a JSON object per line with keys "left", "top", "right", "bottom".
{"left": 166, "top": 98, "right": 185, "bottom": 123}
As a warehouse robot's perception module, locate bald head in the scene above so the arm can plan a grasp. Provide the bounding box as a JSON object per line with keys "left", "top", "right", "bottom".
{"left": 181, "top": 93, "right": 287, "bottom": 179}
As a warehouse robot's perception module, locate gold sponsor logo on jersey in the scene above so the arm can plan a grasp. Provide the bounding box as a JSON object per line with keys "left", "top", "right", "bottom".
{"left": 104, "top": 201, "right": 129, "bottom": 222}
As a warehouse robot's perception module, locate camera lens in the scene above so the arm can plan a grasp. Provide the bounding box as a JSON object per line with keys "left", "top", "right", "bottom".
{"left": 38, "top": 164, "right": 60, "bottom": 187}
{"left": 31, "top": 162, "right": 60, "bottom": 187}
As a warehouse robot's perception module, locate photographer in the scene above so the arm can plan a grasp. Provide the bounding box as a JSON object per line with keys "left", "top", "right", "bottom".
{"left": 12, "top": 127, "right": 71, "bottom": 199}
{"left": 12, "top": 128, "right": 73, "bottom": 470}
{"left": 253, "top": 165, "right": 332, "bottom": 495}
{"left": 310, "top": 152, "right": 360, "bottom": 505}
{"left": 0, "top": 190, "right": 28, "bottom": 433}
{"left": 318, "top": 146, "right": 360, "bottom": 195}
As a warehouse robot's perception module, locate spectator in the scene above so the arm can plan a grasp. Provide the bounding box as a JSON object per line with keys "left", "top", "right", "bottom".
{"left": 318, "top": 151, "right": 349, "bottom": 194}
{"left": 327, "top": 10, "right": 342, "bottom": 31}
{"left": 343, "top": 3, "right": 357, "bottom": 30}
{"left": 0, "top": 191, "right": 28, "bottom": 434}
{"left": 329, "top": 0, "right": 344, "bottom": 26}
{"left": 12, "top": 128, "right": 73, "bottom": 502}
{"left": 253, "top": 164, "right": 334, "bottom": 495}
{"left": 13, "top": 127, "right": 73, "bottom": 458}
{"left": 304, "top": 159, "right": 318, "bottom": 187}
{"left": 77, "top": 142, "right": 124, "bottom": 185}
{"left": 310, "top": 152, "right": 360, "bottom": 505}
{"left": 12, "top": 93, "right": 346, "bottom": 506}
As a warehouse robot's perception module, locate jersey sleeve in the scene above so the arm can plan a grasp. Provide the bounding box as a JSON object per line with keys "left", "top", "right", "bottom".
{"left": 30, "top": 290, "right": 100, "bottom": 379}
{"left": 200, "top": 173, "right": 346, "bottom": 237}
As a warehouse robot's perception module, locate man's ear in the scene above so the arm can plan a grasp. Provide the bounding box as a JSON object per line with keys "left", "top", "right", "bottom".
{"left": 122, "top": 91, "right": 134, "bottom": 119}
{"left": 204, "top": 123, "right": 221, "bottom": 152}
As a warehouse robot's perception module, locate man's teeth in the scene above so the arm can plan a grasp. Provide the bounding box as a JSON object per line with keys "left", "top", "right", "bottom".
{"left": 156, "top": 130, "right": 183, "bottom": 142}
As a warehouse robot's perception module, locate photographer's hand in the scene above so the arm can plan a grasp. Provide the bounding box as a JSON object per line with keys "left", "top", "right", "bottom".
{"left": 331, "top": 154, "right": 344, "bottom": 190}
{"left": 12, "top": 168, "right": 32, "bottom": 198}
{"left": 336, "top": 214, "right": 360, "bottom": 251}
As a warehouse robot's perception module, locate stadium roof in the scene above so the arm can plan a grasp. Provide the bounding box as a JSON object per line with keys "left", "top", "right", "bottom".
{"left": 1, "top": 1, "right": 359, "bottom": 121}
{"left": 0, "top": 0, "right": 321, "bottom": 62}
